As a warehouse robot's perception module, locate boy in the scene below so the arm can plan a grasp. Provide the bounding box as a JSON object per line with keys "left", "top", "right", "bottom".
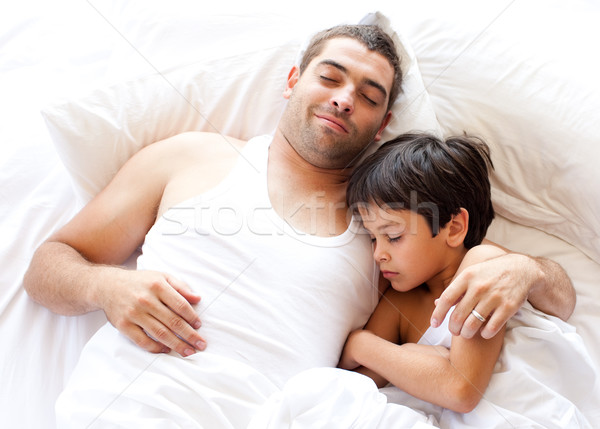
{"left": 339, "top": 133, "right": 598, "bottom": 425}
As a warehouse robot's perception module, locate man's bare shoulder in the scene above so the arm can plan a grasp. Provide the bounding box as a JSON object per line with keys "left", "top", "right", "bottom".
{"left": 172, "top": 131, "right": 247, "bottom": 151}
{"left": 144, "top": 131, "right": 247, "bottom": 164}
{"left": 153, "top": 132, "right": 250, "bottom": 216}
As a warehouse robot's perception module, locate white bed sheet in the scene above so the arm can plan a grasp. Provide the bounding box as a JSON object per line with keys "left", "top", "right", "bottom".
{"left": 1, "top": 1, "right": 599, "bottom": 428}
{"left": 0, "top": 3, "right": 109, "bottom": 427}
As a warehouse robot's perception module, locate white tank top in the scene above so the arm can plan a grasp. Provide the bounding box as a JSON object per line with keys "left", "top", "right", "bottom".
{"left": 137, "top": 135, "right": 378, "bottom": 387}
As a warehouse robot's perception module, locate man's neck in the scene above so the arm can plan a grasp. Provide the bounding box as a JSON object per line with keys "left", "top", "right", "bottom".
{"left": 270, "top": 131, "right": 352, "bottom": 184}
{"left": 267, "top": 133, "right": 353, "bottom": 237}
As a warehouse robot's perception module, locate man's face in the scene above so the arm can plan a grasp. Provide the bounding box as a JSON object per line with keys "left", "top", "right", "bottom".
{"left": 279, "top": 37, "right": 394, "bottom": 169}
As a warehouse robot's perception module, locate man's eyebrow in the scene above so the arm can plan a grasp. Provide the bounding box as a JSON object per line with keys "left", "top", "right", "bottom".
{"left": 318, "top": 59, "right": 347, "bottom": 73}
{"left": 318, "top": 59, "right": 388, "bottom": 100}
{"left": 364, "top": 78, "right": 388, "bottom": 101}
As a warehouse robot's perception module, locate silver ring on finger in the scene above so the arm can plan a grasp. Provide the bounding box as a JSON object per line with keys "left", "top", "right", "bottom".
{"left": 471, "top": 309, "right": 486, "bottom": 323}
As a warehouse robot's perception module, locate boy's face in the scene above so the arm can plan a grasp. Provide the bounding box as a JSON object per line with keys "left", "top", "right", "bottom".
{"left": 358, "top": 204, "right": 454, "bottom": 293}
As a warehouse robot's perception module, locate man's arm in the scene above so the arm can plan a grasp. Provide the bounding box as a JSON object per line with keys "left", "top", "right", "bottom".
{"left": 25, "top": 241, "right": 204, "bottom": 355}
{"left": 431, "top": 241, "right": 576, "bottom": 339}
{"left": 525, "top": 255, "right": 575, "bottom": 320}
{"left": 23, "top": 133, "right": 237, "bottom": 356}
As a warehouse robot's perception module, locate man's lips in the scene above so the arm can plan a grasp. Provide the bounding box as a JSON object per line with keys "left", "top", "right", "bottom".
{"left": 315, "top": 114, "right": 348, "bottom": 133}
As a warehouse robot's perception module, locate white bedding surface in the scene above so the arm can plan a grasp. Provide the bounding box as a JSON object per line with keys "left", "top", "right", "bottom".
{"left": 2, "top": 1, "right": 599, "bottom": 428}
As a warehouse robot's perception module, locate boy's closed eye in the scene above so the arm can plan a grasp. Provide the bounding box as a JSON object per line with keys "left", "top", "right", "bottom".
{"left": 368, "top": 234, "right": 402, "bottom": 244}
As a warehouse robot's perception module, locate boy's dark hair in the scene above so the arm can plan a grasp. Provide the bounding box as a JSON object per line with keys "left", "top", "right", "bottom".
{"left": 347, "top": 132, "right": 495, "bottom": 248}
{"left": 299, "top": 24, "right": 402, "bottom": 111}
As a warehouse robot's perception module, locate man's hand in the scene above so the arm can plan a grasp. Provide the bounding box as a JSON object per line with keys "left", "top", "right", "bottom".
{"left": 99, "top": 270, "right": 206, "bottom": 357}
{"left": 430, "top": 252, "right": 533, "bottom": 340}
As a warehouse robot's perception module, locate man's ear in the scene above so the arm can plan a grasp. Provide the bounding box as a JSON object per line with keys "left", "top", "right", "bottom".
{"left": 283, "top": 66, "right": 300, "bottom": 99}
{"left": 373, "top": 111, "right": 392, "bottom": 142}
{"left": 446, "top": 208, "right": 469, "bottom": 248}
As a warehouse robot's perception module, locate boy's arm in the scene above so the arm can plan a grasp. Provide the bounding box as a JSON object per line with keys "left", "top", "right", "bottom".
{"left": 431, "top": 241, "right": 575, "bottom": 339}
{"left": 339, "top": 285, "right": 452, "bottom": 387}
{"left": 345, "top": 326, "right": 504, "bottom": 413}
{"left": 339, "top": 287, "right": 401, "bottom": 387}
{"left": 343, "top": 245, "right": 507, "bottom": 411}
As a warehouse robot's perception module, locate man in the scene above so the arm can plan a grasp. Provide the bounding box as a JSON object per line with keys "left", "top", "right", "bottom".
{"left": 24, "top": 24, "right": 573, "bottom": 424}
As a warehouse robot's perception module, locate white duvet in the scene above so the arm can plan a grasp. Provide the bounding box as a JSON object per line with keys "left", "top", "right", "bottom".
{"left": 56, "top": 322, "right": 437, "bottom": 428}
{"left": 252, "top": 304, "right": 600, "bottom": 428}
{"left": 56, "top": 303, "right": 600, "bottom": 428}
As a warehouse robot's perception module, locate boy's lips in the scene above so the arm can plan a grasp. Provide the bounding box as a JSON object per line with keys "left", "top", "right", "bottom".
{"left": 381, "top": 270, "right": 398, "bottom": 279}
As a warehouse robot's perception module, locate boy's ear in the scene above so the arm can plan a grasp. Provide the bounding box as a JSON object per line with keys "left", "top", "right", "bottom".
{"left": 446, "top": 208, "right": 469, "bottom": 248}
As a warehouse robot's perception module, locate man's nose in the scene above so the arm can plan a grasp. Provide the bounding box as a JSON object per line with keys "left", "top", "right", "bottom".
{"left": 330, "top": 88, "right": 354, "bottom": 114}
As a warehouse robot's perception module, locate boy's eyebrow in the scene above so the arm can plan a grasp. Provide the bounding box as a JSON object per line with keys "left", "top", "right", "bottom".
{"left": 362, "top": 220, "right": 406, "bottom": 234}
{"left": 377, "top": 222, "right": 405, "bottom": 232}
{"left": 318, "top": 59, "right": 388, "bottom": 100}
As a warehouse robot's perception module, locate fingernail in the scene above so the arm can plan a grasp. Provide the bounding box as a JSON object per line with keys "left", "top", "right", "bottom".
{"left": 193, "top": 320, "right": 202, "bottom": 329}
{"left": 430, "top": 318, "right": 438, "bottom": 327}
{"left": 183, "top": 348, "right": 195, "bottom": 357}
{"left": 196, "top": 340, "right": 206, "bottom": 351}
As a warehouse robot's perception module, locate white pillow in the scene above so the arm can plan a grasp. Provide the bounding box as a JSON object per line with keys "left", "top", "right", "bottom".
{"left": 42, "top": 44, "right": 297, "bottom": 201}
{"left": 41, "top": 8, "right": 440, "bottom": 203}
{"left": 390, "top": 1, "right": 600, "bottom": 263}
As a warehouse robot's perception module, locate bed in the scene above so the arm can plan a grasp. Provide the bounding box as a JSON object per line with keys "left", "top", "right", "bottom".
{"left": 1, "top": 1, "right": 599, "bottom": 427}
